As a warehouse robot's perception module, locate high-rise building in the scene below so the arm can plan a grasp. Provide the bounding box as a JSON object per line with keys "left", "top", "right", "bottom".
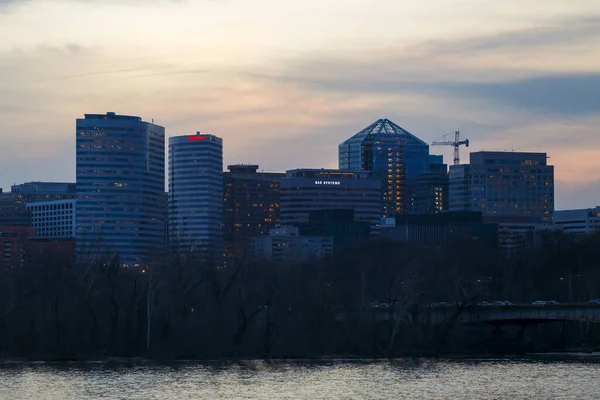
{"left": 339, "top": 118, "right": 429, "bottom": 216}
{"left": 280, "top": 169, "right": 381, "bottom": 233}
{"left": 449, "top": 151, "right": 554, "bottom": 224}
{"left": 554, "top": 207, "right": 600, "bottom": 234}
{"left": 76, "top": 112, "right": 165, "bottom": 267}
{"left": 407, "top": 155, "right": 448, "bottom": 214}
{"left": 449, "top": 151, "right": 554, "bottom": 256}
{"left": 223, "top": 164, "right": 285, "bottom": 264}
{"left": 168, "top": 133, "right": 223, "bottom": 262}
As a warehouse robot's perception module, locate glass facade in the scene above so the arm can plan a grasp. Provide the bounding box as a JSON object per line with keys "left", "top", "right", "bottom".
{"left": 339, "top": 119, "right": 429, "bottom": 217}
{"left": 168, "top": 133, "right": 223, "bottom": 262}
{"left": 76, "top": 112, "right": 165, "bottom": 267}
{"left": 407, "top": 155, "right": 448, "bottom": 214}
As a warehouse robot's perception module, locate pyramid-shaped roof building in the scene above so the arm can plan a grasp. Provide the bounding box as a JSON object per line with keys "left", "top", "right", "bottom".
{"left": 341, "top": 118, "right": 428, "bottom": 147}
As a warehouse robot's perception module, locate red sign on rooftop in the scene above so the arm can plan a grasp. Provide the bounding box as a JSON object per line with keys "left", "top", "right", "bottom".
{"left": 188, "top": 135, "right": 207, "bottom": 141}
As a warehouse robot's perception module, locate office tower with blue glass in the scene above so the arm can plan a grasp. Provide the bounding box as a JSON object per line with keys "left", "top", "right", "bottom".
{"left": 75, "top": 112, "right": 166, "bottom": 267}
{"left": 339, "top": 118, "right": 429, "bottom": 217}
{"left": 168, "top": 133, "right": 223, "bottom": 262}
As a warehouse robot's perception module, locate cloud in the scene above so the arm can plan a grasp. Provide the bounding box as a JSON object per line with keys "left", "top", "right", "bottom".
{"left": 1, "top": 11, "right": 600, "bottom": 209}
{"left": 431, "top": 74, "right": 600, "bottom": 116}
{"left": 556, "top": 179, "right": 600, "bottom": 210}
{"left": 235, "top": 14, "right": 600, "bottom": 119}
{"left": 421, "top": 16, "right": 600, "bottom": 55}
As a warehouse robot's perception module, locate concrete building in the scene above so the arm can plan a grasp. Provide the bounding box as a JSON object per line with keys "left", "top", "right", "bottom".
{"left": 0, "top": 226, "right": 36, "bottom": 269}
{"left": 76, "top": 112, "right": 166, "bottom": 267}
{"left": 0, "top": 194, "right": 31, "bottom": 227}
{"left": 254, "top": 226, "right": 333, "bottom": 262}
{"left": 11, "top": 182, "right": 76, "bottom": 197}
{"left": 27, "top": 199, "right": 76, "bottom": 239}
{"left": 223, "top": 164, "right": 285, "bottom": 263}
{"left": 280, "top": 169, "right": 381, "bottom": 234}
{"left": 168, "top": 133, "right": 223, "bottom": 262}
{"left": 554, "top": 207, "right": 600, "bottom": 234}
{"left": 449, "top": 151, "right": 554, "bottom": 223}
{"left": 381, "top": 211, "right": 498, "bottom": 251}
{"left": 449, "top": 151, "right": 554, "bottom": 256}
{"left": 339, "top": 118, "right": 429, "bottom": 216}
{"left": 296, "top": 209, "right": 371, "bottom": 255}
{"left": 0, "top": 182, "right": 75, "bottom": 227}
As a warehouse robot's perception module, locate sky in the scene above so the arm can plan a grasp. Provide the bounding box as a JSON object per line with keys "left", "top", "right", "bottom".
{"left": 0, "top": 0, "right": 599, "bottom": 209}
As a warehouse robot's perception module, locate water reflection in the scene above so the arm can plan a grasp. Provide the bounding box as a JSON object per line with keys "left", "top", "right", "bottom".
{"left": 1, "top": 359, "right": 599, "bottom": 399}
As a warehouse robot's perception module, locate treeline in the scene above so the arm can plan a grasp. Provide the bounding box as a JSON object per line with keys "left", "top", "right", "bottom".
{"left": 1, "top": 231, "right": 600, "bottom": 360}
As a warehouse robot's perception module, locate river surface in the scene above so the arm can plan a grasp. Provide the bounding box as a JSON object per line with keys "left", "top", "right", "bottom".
{"left": 1, "top": 358, "right": 599, "bottom": 399}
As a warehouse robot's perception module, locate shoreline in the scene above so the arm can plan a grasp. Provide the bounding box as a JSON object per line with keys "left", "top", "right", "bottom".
{"left": 2, "top": 351, "right": 600, "bottom": 365}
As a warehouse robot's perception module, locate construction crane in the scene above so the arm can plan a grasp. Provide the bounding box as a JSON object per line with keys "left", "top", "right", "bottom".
{"left": 432, "top": 130, "right": 469, "bottom": 165}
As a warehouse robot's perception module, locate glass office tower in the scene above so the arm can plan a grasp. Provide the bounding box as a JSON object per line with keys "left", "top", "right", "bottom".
{"left": 168, "top": 133, "right": 223, "bottom": 262}
{"left": 339, "top": 118, "right": 429, "bottom": 217}
{"left": 76, "top": 112, "right": 165, "bottom": 267}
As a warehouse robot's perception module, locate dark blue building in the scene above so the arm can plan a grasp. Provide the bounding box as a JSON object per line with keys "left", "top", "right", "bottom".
{"left": 339, "top": 118, "right": 429, "bottom": 217}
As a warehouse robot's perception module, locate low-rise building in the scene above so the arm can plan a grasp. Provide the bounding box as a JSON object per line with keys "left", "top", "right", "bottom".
{"left": 0, "top": 182, "right": 76, "bottom": 227}
{"left": 554, "top": 207, "right": 600, "bottom": 234}
{"left": 254, "top": 226, "right": 333, "bottom": 262}
{"left": 296, "top": 209, "right": 371, "bottom": 254}
{"left": 381, "top": 211, "right": 498, "bottom": 251}
{"left": 27, "top": 199, "right": 76, "bottom": 239}
{"left": 0, "top": 226, "right": 36, "bottom": 269}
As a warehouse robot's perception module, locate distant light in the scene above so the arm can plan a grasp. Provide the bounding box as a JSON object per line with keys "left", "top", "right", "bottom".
{"left": 188, "top": 135, "right": 207, "bottom": 141}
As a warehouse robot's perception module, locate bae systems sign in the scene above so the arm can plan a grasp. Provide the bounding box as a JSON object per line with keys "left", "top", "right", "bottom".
{"left": 314, "top": 180, "right": 341, "bottom": 185}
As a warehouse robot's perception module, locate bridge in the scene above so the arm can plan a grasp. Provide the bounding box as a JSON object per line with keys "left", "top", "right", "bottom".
{"left": 419, "top": 304, "right": 600, "bottom": 326}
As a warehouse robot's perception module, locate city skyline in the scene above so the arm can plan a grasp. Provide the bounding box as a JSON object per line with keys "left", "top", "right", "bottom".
{"left": 1, "top": 0, "right": 599, "bottom": 209}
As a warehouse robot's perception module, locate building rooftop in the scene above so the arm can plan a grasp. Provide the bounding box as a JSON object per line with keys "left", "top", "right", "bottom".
{"left": 469, "top": 151, "right": 549, "bottom": 165}
{"left": 11, "top": 182, "right": 76, "bottom": 194}
{"left": 285, "top": 169, "right": 373, "bottom": 179}
{"left": 83, "top": 112, "right": 142, "bottom": 122}
{"left": 341, "top": 118, "right": 428, "bottom": 146}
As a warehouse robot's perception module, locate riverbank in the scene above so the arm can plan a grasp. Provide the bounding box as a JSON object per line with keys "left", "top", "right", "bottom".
{"left": 3, "top": 349, "right": 600, "bottom": 365}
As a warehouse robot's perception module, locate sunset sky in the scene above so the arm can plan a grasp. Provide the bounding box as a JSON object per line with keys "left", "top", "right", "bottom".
{"left": 1, "top": 0, "right": 599, "bottom": 209}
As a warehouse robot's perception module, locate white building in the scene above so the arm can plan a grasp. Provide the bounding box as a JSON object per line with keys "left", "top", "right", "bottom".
{"left": 168, "top": 133, "right": 223, "bottom": 261}
{"left": 27, "top": 199, "right": 75, "bottom": 239}
{"left": 254, "top": 226, "right": 333, "bottom": 262}
{"left": 554, "top": 207, "right": 600, "bottom": 234}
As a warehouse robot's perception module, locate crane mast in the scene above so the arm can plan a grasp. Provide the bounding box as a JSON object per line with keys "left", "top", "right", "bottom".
{"left": 431, "top": 130, "right": 469, "bottom": 165}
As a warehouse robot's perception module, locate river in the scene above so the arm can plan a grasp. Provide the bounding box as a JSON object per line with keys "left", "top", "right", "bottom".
{"left": 1, "top": 358, "right": 598, "bottom": 399}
